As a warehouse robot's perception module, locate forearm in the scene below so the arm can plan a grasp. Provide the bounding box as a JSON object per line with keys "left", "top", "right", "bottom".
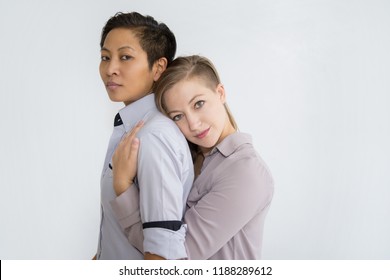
{"left": 110, "top": 184, "right": 143, "bottom": 252}
{"left": 111, "top": 184, "right": 140, "bottom": 222}
{"left": 125, "top": 221, "right": 144, "bottom": 253}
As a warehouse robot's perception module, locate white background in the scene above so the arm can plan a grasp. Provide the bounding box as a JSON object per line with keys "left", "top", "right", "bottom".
{"left": 0, "top": 0, "right": 389, "bottom": 259}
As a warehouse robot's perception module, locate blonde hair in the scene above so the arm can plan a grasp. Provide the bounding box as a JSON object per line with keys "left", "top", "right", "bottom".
{"left": 154, "top": 55, "right": 238, "bottom": 159}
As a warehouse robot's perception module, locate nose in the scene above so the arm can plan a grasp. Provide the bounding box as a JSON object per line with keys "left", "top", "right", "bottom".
{"left": 104, "top": 58, "right": 119, "bottom": 77}
{"left": 187, "top": 114, "right": 201, "bottom": 131}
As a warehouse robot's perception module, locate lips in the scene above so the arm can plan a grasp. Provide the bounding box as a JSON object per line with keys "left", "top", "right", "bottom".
{"left": 196, "top": 128, "right": 210, "bottom": 139}
{"left": 106, "top": 81, "right": 121, "bottom": 90}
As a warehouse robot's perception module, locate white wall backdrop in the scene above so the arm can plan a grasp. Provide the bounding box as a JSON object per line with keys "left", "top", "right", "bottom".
{"left": 0, "top": 0, "right": 389, "bottom": 259}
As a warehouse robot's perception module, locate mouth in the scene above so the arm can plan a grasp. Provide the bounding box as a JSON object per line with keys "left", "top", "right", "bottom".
{"left": 196, "top": 128, "right": 210, "bottom": 139}
{"left": 106, "top": 81, "right": 121, "bottom": 90}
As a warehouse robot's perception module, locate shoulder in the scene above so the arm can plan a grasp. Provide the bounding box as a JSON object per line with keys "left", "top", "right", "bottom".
{"left": 138, "top": 111, "right": 185, "bottom": 143}
{"left": 215, "top": 135, "right": 274, "bottom": 191}
{"left": 136, "top": 112, "right": 190, "bottom": 161}
{"left": 225, "top": 147, "right": 272, "bottom": 181}
{"left": 235, "top": 139, "right": 272, "bottom": 181}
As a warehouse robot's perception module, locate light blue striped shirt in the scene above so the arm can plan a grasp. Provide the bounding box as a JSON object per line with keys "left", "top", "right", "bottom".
{"left": 97, "top": 94, "right": 194, "bottom": 259}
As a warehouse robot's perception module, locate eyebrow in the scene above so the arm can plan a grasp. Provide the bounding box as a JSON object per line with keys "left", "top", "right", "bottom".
{"left": 188, "top": 94, "right": 204, "bottom": 105}
{"left": 167, "top": 94, "right": 204, "bottom": 115}
{"left": 100, "top": 46, "right": 136, "bottom": 52}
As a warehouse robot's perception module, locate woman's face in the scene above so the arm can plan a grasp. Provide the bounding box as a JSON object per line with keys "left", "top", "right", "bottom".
{"left": 164, "top": 77, "right": 235, "bottom": 154}
{"left": 99, "top": 28, "right": 157, "bottom": 105}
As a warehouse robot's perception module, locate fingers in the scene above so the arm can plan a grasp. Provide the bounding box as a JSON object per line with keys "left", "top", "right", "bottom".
{"left": 128, "top": 137, "right": 140, "bottom": 164}
{"left": 122, "top": 121, "right": 143, "bottom": 159}
{"left": 119, "top": 121, "right": 143, "bottom": 148}
{"left": 111, "top": 128, "right": 141, "bottom": 196}
{"left": 113, "top": 121, "right": 144, "bottom": 164}
{"left": 131, "top": 137, "right": 140, "bottom": 149}
{"left": 125, "top": 120, "right": 144, "bottom": 140}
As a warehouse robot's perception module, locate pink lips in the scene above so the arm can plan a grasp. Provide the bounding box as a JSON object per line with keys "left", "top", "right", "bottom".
{"left": 196, "top": 128, "right": 210, "bottom": 139}
{"left": 106, "top": 81, "right": 121, "bottom": 90}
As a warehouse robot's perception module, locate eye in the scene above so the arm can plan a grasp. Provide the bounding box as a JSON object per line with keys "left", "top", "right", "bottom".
{"left": 194, "top": 100, "right": 205, "bottom": 109}
{"left": 171, "top": 114, "right": 183, "bottom": 122}
{"left": 101, "top": 55, "right": 110, "bottom": 61}
{"left": 120, "top": 55, "right": 133, "bottom": 61}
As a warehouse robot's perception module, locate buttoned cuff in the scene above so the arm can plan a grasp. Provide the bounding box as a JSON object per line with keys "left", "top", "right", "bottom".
{"left": 143, "top": 224, "right": 188, "bottom": 259}
{"left": 110, "top": 184, "right": 140, "bottom": 230}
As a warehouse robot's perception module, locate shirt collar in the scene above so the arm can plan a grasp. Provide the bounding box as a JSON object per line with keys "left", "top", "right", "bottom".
{"left": 115, "top": 94, "right": 157, "bottom": 132}
{"left": 207, "top": 132, "right": 252, "bottom": 158}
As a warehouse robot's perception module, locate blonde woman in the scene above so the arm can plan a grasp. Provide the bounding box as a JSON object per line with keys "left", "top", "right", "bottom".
{"left": 112, "top": 55, "right": 274, "bottom": 259}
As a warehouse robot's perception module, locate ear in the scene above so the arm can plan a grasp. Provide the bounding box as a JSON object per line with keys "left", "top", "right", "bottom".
{"left": 216, "top": 83, "right": 226, "bottom": 103}
{"left": 153, "top": 57, "right": 168, "bottom": 81}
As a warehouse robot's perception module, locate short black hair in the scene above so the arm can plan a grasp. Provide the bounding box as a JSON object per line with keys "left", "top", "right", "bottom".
{"left": 100, "top": 12, "right": 177, "bottom": 69}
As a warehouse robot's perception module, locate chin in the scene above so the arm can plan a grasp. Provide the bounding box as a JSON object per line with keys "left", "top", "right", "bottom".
{"left": 199, "top": 141, "right": 215, "bottom": 150}
{"left": 107, "top": 94, "right": 125, "bottom": 103}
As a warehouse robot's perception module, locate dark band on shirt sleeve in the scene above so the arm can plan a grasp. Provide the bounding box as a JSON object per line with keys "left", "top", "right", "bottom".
{"left": 143, "top": 220, "right": 183, "bottom": 231}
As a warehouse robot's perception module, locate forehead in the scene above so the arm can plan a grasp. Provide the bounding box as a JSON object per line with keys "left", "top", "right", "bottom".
{"left": 102, "top": 28, "right": 142, "bottom": 50}
{"left": 164, "top": 78, "right": 214, "bottom": 106}
{"left": 169, "top": 78, "right": 210, "bottom": 94}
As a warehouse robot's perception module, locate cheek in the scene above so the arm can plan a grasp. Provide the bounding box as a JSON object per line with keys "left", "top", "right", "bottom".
{"left": 99, "top": 64, "right": 105, "bottom": 79}
{"left": 177, "top": 122, "right": 190, "bottom": 138}
{"left": 214, "top": 105, "right": 228, "bottom": 126}
{"left": 136, "top": 69, "right": 154, "bottom": 87}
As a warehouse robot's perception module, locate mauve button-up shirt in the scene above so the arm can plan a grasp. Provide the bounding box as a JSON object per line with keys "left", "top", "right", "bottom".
{"left": 184, "top": 132, "right": 274, "bottom": 259}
